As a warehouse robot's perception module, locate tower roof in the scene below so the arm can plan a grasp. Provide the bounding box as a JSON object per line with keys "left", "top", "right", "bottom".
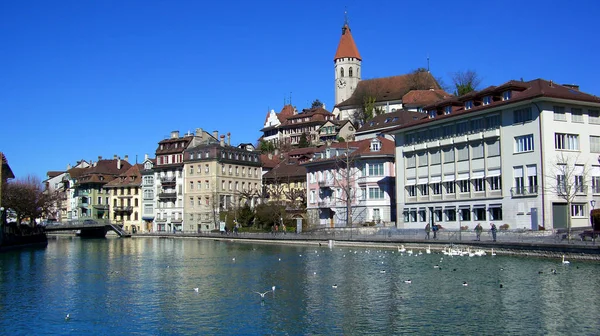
{"left": 334, "top": 24, "right": 361, "bottom": 61}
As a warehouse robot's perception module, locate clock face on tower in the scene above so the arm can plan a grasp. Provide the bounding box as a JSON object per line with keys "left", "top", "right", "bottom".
{"left": 337, "top": 78, "right": 346, "bottom": 88}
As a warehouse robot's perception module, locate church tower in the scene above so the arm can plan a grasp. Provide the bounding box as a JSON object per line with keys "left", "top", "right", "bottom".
{"left": 333, "top": 16, "right": 361, "bottom": 106}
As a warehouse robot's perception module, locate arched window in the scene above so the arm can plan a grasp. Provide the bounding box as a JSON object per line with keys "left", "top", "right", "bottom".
{"left": 349, "top": 67, "right": 353, "bottom": 77}
{"left": 134, "top": 212, "right": 138, "bottom": 221}
{"left": 357, "top": 67, "right": 360, "bottom": 78}
{"left": 340, "top": 67, "right": 344, "bottom": 77}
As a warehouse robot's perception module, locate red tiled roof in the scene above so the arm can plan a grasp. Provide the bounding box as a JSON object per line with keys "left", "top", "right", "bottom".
{"left": 356, "top": 110, "right": 427, "bottom": 133}
{"left": 261, "top": 154, "right": 282, "bottom": 169}
{"left": 337, "top": 72, "right": 441, "bottom": 108}
{"left": 303, "top": 137, "right": 395, "bottom": 165}
{"left": 387, "top": 78, "right": 600, "bottom": 133}
{"left": 334, "top": 24, "right": 361, "bottom": 61}
{"left": 105, "top": 164, "right": 143, "bottom": 187}
{"left": 278, "top": 104, "right": 296, "bottom": 123}
{"left": 156, "top": 136, "right": 194, "bottom": 155}
{"left": 402, "top": 89, "right": 452, "bottom": 107}
{"left": 76, "top": 159, "right": 133, "bottom": 185}
{"left": 46, "top": 171, "right": 64, "bottom": 178}
{"left": 263, "top": 158, "right": 307, "bottom": 181}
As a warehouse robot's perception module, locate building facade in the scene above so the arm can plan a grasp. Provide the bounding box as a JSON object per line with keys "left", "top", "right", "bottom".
{"left": 105, "top": 164, "right": 143, "bottom": 233}
{"left": 183, "top": 136, "right": 262, "bottom": 232}
{"left": 389, "top": 79, "right": 600, "bottom": 231}
{"left": 303, "top": 137, "right": 396, "bottom": 228}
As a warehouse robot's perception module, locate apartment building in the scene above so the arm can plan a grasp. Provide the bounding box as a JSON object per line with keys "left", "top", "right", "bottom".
{"left": 303, "top": 137, "right": 396, "bottom": 228}
{"left": 389, "top": 79, "right": 600, "bottom": 231}
{"left": 183, "top": 136, "right": 262, "bottom": 232}
{"left": 105, "top": 164, "right": 142, "bottom": 233}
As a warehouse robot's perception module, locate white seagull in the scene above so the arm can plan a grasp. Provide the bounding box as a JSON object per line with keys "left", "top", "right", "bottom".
{"left": 65, "top": 314, "right": 70, "bottom": 321}
{"left": 332, "top": 284, "right": 338, "bottom": 289}
{"left": 463, "top": 282, "right": 468, "bottom": 287}
{"left": 255, "top": 290, "right": 272, "bottom": 299}
{"left": 404, "top": 280, "right": 412, "bottom": 284}
{"left": 194, "top": 288, "right": 199, "bottom": 292}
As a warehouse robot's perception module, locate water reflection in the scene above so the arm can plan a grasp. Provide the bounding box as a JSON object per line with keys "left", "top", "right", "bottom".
{"left": 0, "top": 237, "right": 599, "bottom": 335}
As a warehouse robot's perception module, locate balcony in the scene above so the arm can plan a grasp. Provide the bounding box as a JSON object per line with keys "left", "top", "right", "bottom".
{"left": 114, "top": 206, "right": 134, "bottom": 213}
{"left": 318, "top": 199, "right": 335, "bottom": 207}
{"left": 511, "top": 185, "right": 539, "bottom": 197}
{"left": 160, "top": 177, "right": 176, "bottom": 186}
{"left": 318, "top": 179, "right": 335, "bottom": 188}
{"left": 93, "top": 204, "right": 109, "bottom": 210}
{"left": 158, "top": 192, "right": 177, "bottom": 199}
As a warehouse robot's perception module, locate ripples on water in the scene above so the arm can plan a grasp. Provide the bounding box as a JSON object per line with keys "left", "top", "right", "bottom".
{"left": 0, "top": 236, "right": 599, "bottom": 335}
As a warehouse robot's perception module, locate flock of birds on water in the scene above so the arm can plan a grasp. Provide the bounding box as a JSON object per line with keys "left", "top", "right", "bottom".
{"left": 64, "top": 243, "right": 575, "bottom": 320}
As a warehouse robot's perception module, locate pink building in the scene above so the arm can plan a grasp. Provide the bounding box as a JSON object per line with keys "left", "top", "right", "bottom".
{"left": 303, "top": 136, "right": 396, "bottom": 228}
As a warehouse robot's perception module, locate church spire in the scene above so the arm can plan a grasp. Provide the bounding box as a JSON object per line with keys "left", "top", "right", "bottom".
{"left": 333, "top": 11, "right": 361, "bottom": 62}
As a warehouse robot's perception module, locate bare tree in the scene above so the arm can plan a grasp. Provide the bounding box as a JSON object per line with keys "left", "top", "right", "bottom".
{"left": 451, "top": 70, "right": 482, "bottom": 96}
{"left": 545, "top": 153, "right": 590, "bottom": 238}
{"left": 406, "top": 68, "right": 439, "bottom": 91}
{"left": 283, "top": 186, "right": 306, "bottom": 209}
{"left": 328, "top": 143, "right": 362, "bottom": 227}
{"left": 2, "top": 175, "right": 55, "bottom": 226}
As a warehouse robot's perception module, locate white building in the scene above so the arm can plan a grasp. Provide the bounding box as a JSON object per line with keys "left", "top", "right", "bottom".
{"left": 389, "top": 79, "right": 600, "bottom": 231}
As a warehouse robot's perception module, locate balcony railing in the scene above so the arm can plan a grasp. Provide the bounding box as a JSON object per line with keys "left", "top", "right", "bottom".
{"left": 160, "top": 177, "right": 176, "bottom": 185}
{"left": 93, "top": 204, "right": 109, "bottom": 210}
{"left": 114, "top": 206, "right": 134, "bottom": 213}
{"left": 318, "top": 199, "right": 334, "bottom": 207}
{"left": 511, "top": 185, "right": 539, "bottom": 197}
{"left": 318, "top": 179, "right": 335, "bottom": 188}
{"left": 158, "top": 192, "right": 177, "bottom": 199}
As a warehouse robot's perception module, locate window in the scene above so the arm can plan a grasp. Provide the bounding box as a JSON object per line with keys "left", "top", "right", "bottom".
{"left": 431, "top": 183, "right": 441, "bottom": 195}
{"left": 489, "top": 176, "right": 501, "bottom": 190}
{"left": 457, "top": 121, "right": 469, "bottom": 134}
{"left": 465, "top": 101, "right": 473, "bottom": 110}
{"left": 369, "top": 187, "right": 384, "bottom": 199}
{"left": 457, "top": 145, "right": 469, "bottom": 161}
{"left": 589, "top": 110, "right": 600, "bottom": 124}
{"left": 571, "top": 204, "right": 585, "bottom": 217}
{"left": 445, "top": 209, "right": 456, "bottom": 221}
{"left": 189, "top": 197, "right": 194, "bottom": 207}
{"left": 310, "top": 190, "right": 316, "bottom": 203}
{"left": 443, "top": 147, "right": 455, "bottom": 163}
{"left": 571, "top": 108, "right": 583, "bottom": 123}
{"left": 189, "top": 181, "right": 194, "bottom": 191}
{"left": 515, "top": 134, "right": 534, "bottom": 153}
{"left": 197, "top": 181, "right": 202, "bottom": 190}
{"left": 444, "top": 106, "right": 452, "bottom": 115}
{"left": 593, "top": 176, "right": 600, "bottom": 193}
{"left": 514, "top": 166, "right": 524, "bottom": 194}
{"left": 459, "top": 208, "right": 471, "bottom": 221}
{"left": 574, "top": 166, "right": 584, "bottom": 193}
{"left": 444, "top": 182, "right": 455, "bottom": 194}
{"left": 406, "top": 154, "right": 416, "bottom": 168}
{"left": 189, "top": 166, "right": 194, "bottom": 175}
{"left": 490, "top": 207, "right": 503, "bottom": 220}
{"left": 486, "top": 140, "right": 500, "bottom": 157}
{"left": 410, "top": 209, "right": 417, "bottom": 222}
{"left": 430, "top": 150, "right": 441, "bottom": 165}
{"left": 591, "top": 136, "right": 600, "bottom": 153}
{"left": 418, "top": 209, "right": 427, "bottom": 222}
{"left": 458, "top": 180, "right": 470, "bottom": 193}
{"left": 433, "top": 209, "right": 442, "bottom": 222}
{"left": 554, "top": 106, "right": 566, "bottom": 121}
{"left": 205, "top": 164, "right": 209, "bottom": 173}
{"left": 349, "top": 67, "right": 353, "bottom": 77}
{"left": 428, "top": 110, "right": 436, "bottom": 119}
{"left": 407, "top": 186, "right": 416, "bottom": 197}
{"left": 514, "top": 107, "right": 533, "bottom": 123}
{"left": 144, "top": 204, "right": 153, "bottom": 214}
{"left": 205, "top": 180, "right": 209, "bottom": 189}
{"left": 419, "top": 184, "right": 428, "bottom": 196}
{"left": 483, "top": 96, "right": 492, "bottom": 105}
{"left": 418, "top": 152, "right": 428, "bottom": 167}
{"left": 474, "top": 207, "right": 486, "bottom": 220}
{"left": 340, "top": 67, "right": 344, "bottom": 77}
{"left": 527, "top": 165, "right": 538, "bottom": 193}
{"left": 473, "top": 178, "right": 485, "bottom": 192}
{"left": 557, "top": 173, "right": 566, "bottom": 194}
{"left": 502, "top": 91, "right": 512, "bottom": 101}
{"left": 470, "top": 119, "right": 483, "bottom": 133}
{"left": 369, "top": 163, "right": 384, "bottom": 176}
{"left": 143, "top": 189, "right": 154, "bottom": 199}
{"left": 403, "top": 209, "right": 410, "bottom": 222}
{"left": 471, "top": 142, "right": 484, "bottom": 159}
{"left": 143, "top": 176, "right": 154, "bottom": 185}
{"left": 555, "top": 133, "right": 579, "bottom": 150}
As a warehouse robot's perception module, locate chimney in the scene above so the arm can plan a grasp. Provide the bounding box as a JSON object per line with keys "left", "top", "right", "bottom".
{"left": 268, "top": 153, "right": 273, "bottom": 160}
{"left": 213, "top": 130, "right": 218, "bottom": 140}
{"left": 170, "top": 130, "right": 180, "bottom": 139}
{"left": 220, "top": 135, "right": 225, "bottom": 147}
{"left": 124, "top": 155, "right": 129, "bottom": 162}
{"left": 117, "top": 157, "right": 121, "bottom": 170}
{"left": 67, "top": 163, "right": 71, "bottom": 170}
{"left": 144, "top": 153, "right": 148, "bottom": 161}
{"left": 549, "top": 80, "right": 553, "bottom": 87}
{"left": 98, "top": 156, "right": 102, "bottom": 161}
{"left": 274, "top": 148, "right": 280, "bottom": 156}
{"left": 562, "top": 83, "right": 580, "bottom": 91}
{"left": 113, "top": 154, "right": 117, "bottom": 160}
{"left": 227, "top": 132, "right": 231, "bottom": 146}
{"left": 196, "top": 128, "right": 203, "bottom": 137}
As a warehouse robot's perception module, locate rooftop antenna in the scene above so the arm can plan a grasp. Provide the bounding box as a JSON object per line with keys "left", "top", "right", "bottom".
{"left": 344, "top": 7, "right": 349, "bottom": 26}
{"left": 427, "top": 53, "right": 430, "bottom": 73}
{"left": 290, "top": 92, "right": 292, "bottom": 106}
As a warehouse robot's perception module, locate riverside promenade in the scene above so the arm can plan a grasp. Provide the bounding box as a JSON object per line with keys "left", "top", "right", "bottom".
{"left": 132, "top": 227, "right": 600, "bottom": 260}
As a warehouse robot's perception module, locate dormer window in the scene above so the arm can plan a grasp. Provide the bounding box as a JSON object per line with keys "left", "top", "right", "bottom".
{"left": 428, "top": 110, "right": 436, "bottom": 119}
{"left": 385, "top": 118, "right": 392, "bottom": 123}
{"left": 483, "top": 96, "right": 492, "bottom": 105}
{"left": 444, "top": 106, "right": 452, "bottom": 115}
{"left": 465, "top": 101, "right": 474, "bottom": 110}
{"left": 370, "top": 139, "right": 381, "bottom": 151}
{"left": 502, "top": 91, "right": 512, "bottom": 101}
{"left": 369, "top": 121, "right": 376, "bottom": 126}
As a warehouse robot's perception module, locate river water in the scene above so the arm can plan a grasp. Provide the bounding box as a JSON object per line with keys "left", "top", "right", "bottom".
{"left": 0, "top": 236, "right": 599, "bottom": 335}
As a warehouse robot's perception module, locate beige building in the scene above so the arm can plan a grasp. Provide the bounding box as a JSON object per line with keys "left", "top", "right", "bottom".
{"left": 183, "top": 138, "right": 262, "bottom": 232}
{"left": 105, "top": 164, "right": 143, "bottom": 233}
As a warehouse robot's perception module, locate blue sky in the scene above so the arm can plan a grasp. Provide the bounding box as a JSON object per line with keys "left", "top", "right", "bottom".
{"left": 1, "top": 0, "right": 599, "bottom": 179}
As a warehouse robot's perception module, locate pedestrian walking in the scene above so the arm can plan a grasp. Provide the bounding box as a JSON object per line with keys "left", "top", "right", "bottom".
{"left": 282, "top": 223, "right": 286, "bottom": 235}
{"left": 425, "top": 223, "right": 431, "bottom": 239}
{"left": 490, "top": 223, "right": 498, "bottom": 242}
{"left": 475, "top": 223, "right": 483, "bottom": 241}
{"left": 432, "top": 222, "right": 438, "bottom": 239}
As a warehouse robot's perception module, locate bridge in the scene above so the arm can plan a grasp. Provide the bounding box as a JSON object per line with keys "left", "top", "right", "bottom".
{"left": 45, "top": 220, "right": 131, "bottom": 238}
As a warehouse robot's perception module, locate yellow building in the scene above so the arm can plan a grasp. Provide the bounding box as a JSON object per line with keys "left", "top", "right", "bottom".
{"left": 263, "top": 156, "right": 307, "bottom": 207}
{"left": 105, "top": 164, "right": 143, "bottom": 233}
